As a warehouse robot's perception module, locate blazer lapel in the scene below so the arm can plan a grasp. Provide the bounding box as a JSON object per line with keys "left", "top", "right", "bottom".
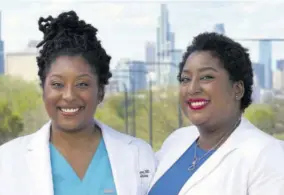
{"left": 149, "top": 127, "right": 199, "bottom": 189}
{"left": 179, "top": 117, "right": 251, "bottom": 195}
{"left": 25, "top": 121, "right": 54, "bottom": 195}
{"left": 98, "top": 121, "right": 136, "bottom": 195}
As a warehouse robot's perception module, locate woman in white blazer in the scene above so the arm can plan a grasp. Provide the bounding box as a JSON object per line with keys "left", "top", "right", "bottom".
{"left": 0, "top": 11, "right": 156, "bottom": 195}
{"left": 148, "top": 32, "right": 284, "bottom": 195}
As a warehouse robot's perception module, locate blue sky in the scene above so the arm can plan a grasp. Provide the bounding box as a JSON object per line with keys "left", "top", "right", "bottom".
{"left": 1, "top": 0, "right": 284, "bottom": 68}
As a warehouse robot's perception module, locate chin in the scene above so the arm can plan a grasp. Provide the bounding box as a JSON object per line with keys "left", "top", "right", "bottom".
{"left": 53, "top": 121, "right": 85, "bottom": 133}
{"left": 187, "top": 113, "right": 209, "bottom": 127}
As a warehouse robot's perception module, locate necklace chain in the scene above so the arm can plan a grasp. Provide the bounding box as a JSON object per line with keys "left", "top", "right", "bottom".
{"left": 188, "top": 118, "right": 241, "bottom": 171}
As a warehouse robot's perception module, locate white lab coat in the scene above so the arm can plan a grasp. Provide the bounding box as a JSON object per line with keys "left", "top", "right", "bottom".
{"left": 281, "top": 140, "right": 284, "bottom": 150}
{"left": 149, "top": 117, "right": 284, "bottom": 195}
{"left": 0, "top": 120, "right": 156, "bottom": 195}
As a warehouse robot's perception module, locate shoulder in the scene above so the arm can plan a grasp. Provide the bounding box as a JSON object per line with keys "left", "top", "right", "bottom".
{"left": 280, "top": 140, "right": 284, "bottom": 150}
{"left": 0, "top": 121, "right": 49, "bottom": 161}
{"left": 156, "top": 125, "right": 199, "bottom": 162}
{"left": 245, "top": 134, "right": 284, "bottom": 193}
{"left": 0, "top": 133, "right": 36, "bottom": 172}
{"left": 98, "top": 120, "right": 156, "bottom": 161}
{"left": 245, "top": 129, "right": 284, "bottom": 163}
{"left": 0, "top": 133, "right": 34, "bottom": 156}
{"left": 98, "top": 121, "right": 157, "bottom": 179}
{"left": 160, "top": 125, "right": 198, "bottom": 150}
{"left": 237, "top": 119, "right": 283, "bottom": 155}
{"left": 231, "top": 119, "right": 284, "bottom": 189}
{"left": 113, "top": 130, "right": 155, "bottom": 159}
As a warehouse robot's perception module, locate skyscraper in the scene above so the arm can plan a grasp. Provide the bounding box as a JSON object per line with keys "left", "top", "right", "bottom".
{"left": 156, "top": 4, "right": 176, "bottom": 85}
{"left": 213, "top": 23, "right": 225, "bottom": 35}
{"left": 276, "top": 59, "right": 284, "bottom": 71}
{"left": 253, "top": 63, "right": 265, "bottom": 89}
{"left": 129, "top": 61, "right": 148, "bottom": 91}
{"left": 258, "top": 40, "right": 272, "bottom": 89}
{"left": 145, "top": 42, "right": 156, "bottom": 72}
{"left": 113, "top": 59, "right": 147, "bottom": 92}
{"left": 0, "top": 11, "right": 4, "bottom": 74}
{"left": 276, "top": 59, "right": 284, "bottom": 90}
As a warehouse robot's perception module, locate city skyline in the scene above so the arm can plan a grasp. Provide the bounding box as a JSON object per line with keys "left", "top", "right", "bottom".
{"left": 1, "top": 1, "right": 284, "bottom": 68}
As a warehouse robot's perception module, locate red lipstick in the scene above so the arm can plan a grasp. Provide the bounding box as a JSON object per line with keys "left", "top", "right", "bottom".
{"left": 187, "top": 98, "right": 210, "bottom": 110}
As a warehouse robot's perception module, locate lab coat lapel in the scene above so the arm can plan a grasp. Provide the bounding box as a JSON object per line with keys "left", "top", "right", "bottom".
{"left": 179, "top": 117, "right": 251, "bottom": 195}
{"left": 98, "top": 121, "right": 137, "bottom": 195}
{"left": 25, "top": 121, "right": 54, "bottom": 195}
{"left": 149, "top": 127, "right": 199, "bottom": 189}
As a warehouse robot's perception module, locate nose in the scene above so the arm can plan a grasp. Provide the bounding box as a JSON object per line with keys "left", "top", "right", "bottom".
{"left": 62, "top": 85, "right": 76, "bottom": 102}
{"left": 187, "top": 79, "right": 202, "bottom": 95}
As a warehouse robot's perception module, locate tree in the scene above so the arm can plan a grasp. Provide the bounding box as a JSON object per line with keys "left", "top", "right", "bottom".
{"left": 0, "top": 75, "right": 42, "bottom": 115}
{"left": 0, "top": 100, "right": 24, "bottom": 144}
{"left": 244, "top": 104, "right": 276, "bottom": 134}
{"left": 270, "top": 98, "right": 284, "bottom": 134}
{"left": 96, "top": 88, "right": 188, "bottom": 150}
{"left": 95, "top": 102, "right": 125, "bottom": 133}
{"left": 20, "top": 103, "right": 49, "bottom": 136}
{"left": 0, "top": 75, "right": 47, "bottom": 139}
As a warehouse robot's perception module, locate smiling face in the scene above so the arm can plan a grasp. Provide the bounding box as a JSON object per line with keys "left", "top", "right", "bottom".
{"left": 179, "top": 51, "right": 244, "bottom": 127}
{"left": 43, "top": 55, "right": 102, "bottom": 133}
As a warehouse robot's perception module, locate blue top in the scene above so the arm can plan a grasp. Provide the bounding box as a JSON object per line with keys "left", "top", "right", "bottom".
{"left": 148, "top": 140, "right": 215, "bottom": 195}
{"left": 49, "top": 139, "right": 117, "bottom": 195}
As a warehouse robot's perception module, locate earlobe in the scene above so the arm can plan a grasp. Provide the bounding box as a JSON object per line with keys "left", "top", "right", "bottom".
{"left": 234, "top": 81, "right": 244, "bottom": 100}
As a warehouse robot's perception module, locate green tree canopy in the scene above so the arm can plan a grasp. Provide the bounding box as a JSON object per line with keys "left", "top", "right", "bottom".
{"left": 244, "top": 104, "right": 276, "bottom": 134}
{"left": 0, "top": 99, "right": 24, "bottom": 144}
{"left": 0, "top": 76, "right": 48, "bottom": 141}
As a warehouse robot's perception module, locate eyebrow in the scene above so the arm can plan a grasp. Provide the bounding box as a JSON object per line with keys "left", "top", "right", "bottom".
{"left": 77, "top": 74, "right": 93, "bottom": 78}
{"left": 49, "top": 73, "right": 93, "bottom": 78}
{"left": 182, "top": 66, "right": 218, "bottom": 73}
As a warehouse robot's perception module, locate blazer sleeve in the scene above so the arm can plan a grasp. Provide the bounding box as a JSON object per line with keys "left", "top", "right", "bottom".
{"left": 248, "top": 140, "right": 284, "bottom": 195}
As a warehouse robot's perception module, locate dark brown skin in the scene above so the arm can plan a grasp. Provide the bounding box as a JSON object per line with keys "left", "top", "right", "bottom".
{"left": 179, "top": 51, "right": 244, "bottom": 150}
{"left": 43, "top": 55, "right": 103, "bottom": 180}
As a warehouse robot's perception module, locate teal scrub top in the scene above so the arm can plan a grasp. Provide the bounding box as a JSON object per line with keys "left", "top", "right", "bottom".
{"left": 49, "top": 139, "right": 117, "bottom": 195}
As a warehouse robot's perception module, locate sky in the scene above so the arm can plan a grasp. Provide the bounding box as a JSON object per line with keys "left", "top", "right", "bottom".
{"left": 1, "top": 0, "right": 284, "bottom": 68}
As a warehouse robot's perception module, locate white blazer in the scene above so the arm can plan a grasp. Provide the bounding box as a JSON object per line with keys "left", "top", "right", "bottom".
{"left": 149, "top": 117, "right": 284, "bottom": 195}
{"left": 0, "top": 120, "right": 156, "bottom": 195}
{"left": 281, "top": 140, "right": 284, "bottom": 150}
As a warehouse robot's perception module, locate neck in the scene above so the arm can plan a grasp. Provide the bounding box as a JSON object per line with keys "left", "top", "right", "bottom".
{"left": 197, "top": 112, "right": 241, "bottom": 150}
{"left": 50, "top": 123, "right": 101, "bottom": 151}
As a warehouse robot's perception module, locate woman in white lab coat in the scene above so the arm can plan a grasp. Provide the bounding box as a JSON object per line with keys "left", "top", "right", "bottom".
{"left": 148, "top": 32, "right": 284, "bottom": 195}
{"left": 0, "top": 11, "right": 156, "bottom": 195}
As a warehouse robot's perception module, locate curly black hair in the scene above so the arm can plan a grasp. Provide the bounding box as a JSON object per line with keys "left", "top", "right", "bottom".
{"left": 36, "top": 10, "right": 112, "bottom": 87}
{"left": 178, "top": 32, "right": 254, "bottom": 111}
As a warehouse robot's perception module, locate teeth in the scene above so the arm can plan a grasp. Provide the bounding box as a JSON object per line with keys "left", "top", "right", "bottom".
{"left": 191, "top": 101, "right": 207, "bottom": 107}
{"left": 61, "top": 108, "right": 80, "bottom": 113}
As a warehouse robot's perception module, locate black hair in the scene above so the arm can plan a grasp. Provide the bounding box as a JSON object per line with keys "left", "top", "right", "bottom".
{"left": 36, "top": 10, "right": 112, "bottom": 87}
{"left": 178, "top": 32, "right": 254, "bottom": 111}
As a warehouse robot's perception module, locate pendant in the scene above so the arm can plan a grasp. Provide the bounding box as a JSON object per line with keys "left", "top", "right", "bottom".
{"left": 188, "top": 159, "right": 197, "bottom": 171}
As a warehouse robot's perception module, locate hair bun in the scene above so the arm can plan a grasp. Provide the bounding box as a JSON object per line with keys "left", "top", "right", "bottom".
{"left": 37, "top": 11, "right": 82, "bottom": 48}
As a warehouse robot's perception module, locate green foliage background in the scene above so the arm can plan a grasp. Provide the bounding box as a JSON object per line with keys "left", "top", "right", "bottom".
{"left": 1, "top": 75, "right": 283, "bottom": 149}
